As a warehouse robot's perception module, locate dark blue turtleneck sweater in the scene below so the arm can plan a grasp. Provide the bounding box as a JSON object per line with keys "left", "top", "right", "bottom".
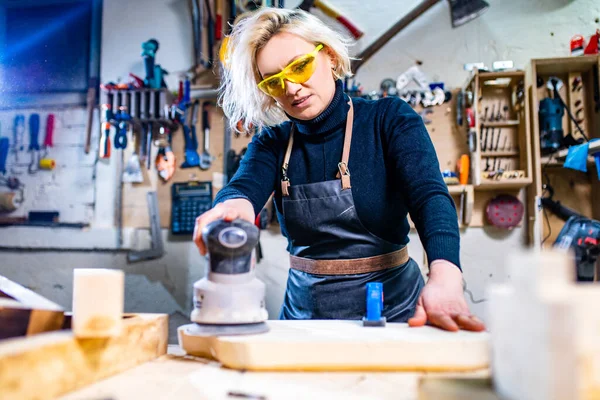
{"left": 215, "top": 79, "right": 461, "bottom": 269}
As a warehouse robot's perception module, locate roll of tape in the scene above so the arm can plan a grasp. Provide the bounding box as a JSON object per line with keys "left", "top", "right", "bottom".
{"left": 0, "top": 192, "right": 18, "bottom": 212}
{"left": 39, "top": 158, "right": 56, "bottom": 170}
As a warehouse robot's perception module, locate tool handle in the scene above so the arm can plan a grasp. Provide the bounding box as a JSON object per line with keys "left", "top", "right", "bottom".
{"left": 44, "top": 114, "right": 55, "bottom": 147}
{"left": 100, "top": 122, "right": 112, "bottom": 159}
{"left": 202, "top": 102, "right": 211, "bottom": 130}
{"left": 177, "top": 80, "right": 183, "bottom": 105}
{"left": 135, "top": 91, "right": 142, "bottom": 119}
{"left": 154, "top": 90, "right": 161, "bottom": 119}
{"left": 144, "top": 90, "right": 151, "bottom": 119}
{"left": 183, "top": 125, "right": 194, "bottom": 151}
{"left": 0, "top": 137, "right": 9, "bottom": 175}
{"left": 215, "top": 0, "right": 223, "bottom": 40}
{"left": 205, "top": 0, "right": 215, "bottom": 65}
{"left": 184, "top": 79, "right": 191, "bottom": 105}
{"left": 315, "top": 0, "right": 363, "bottom": 39}
{"left": 29, "top": 114, "right": 40, "bottom": 151}
{"left": 13, "top": 115, "right": 25, "bottom": 151}
{"left": 114, "top": 122, "right": 128, "bottom": 149}
{"left": 335, "top": 15, "right": 363, "bottom": 39}
{"left": 190, "top": 124, "right": 199, "bottom": 151}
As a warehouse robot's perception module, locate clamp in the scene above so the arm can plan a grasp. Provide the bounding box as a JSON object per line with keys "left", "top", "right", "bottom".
{"left": 363, "top": 282, "right": 386, "bottom": 327}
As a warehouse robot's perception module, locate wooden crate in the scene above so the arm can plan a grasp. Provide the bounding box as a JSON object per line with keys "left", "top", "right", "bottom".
{"left": 527, "top": 55, "right": 600, "bottom": 251}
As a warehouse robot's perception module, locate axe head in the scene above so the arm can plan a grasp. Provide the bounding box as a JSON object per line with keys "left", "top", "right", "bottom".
{"left": 297, "top": 0, "right": 314, "bottom": 11}
{"left": 447, "top": 0, "right": 489, "bottom": 28}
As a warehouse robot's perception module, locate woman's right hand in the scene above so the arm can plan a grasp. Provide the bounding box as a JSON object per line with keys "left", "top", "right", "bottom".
{"left": 193, "top": 198, "right": 256, "bottom": 255}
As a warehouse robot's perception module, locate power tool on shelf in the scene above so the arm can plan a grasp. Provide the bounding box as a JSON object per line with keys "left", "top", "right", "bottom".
{"left": 541, "top": 186, "right": 600, "bottom": 282}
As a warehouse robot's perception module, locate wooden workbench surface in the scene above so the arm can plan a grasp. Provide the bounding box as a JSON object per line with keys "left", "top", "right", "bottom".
{"left": 60, "top": 345, "right": 490, "bottom": 400}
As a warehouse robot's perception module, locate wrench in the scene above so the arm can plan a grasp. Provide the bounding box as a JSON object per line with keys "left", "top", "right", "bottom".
{"left": 199, "top": 101, "right": 213, "bottom": 170}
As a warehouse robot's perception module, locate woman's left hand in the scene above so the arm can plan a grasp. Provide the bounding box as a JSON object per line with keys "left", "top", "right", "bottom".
{"left": 407, "top": 260, "right": 486, "bottom": 332}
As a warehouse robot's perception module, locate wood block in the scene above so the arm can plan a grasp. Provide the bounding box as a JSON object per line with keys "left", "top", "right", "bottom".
{"left": 418, "top": 377, "right": 503, "bottom": 400}
{"left": 0, "top": 275, "right": 64, "bottom": 339}
{"left": 487, "top": 248, "right": 600, "bottom": 400}
{"left": 0, "top": 313, "right": 168, "bottom": 400}
{"left": 72, "top": 268, "right": 124, "bottom": 338}
{"left": 178, "top": 320, "right": 490, "bottom": 372}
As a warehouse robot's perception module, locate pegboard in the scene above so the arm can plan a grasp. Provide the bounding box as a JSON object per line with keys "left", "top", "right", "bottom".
{"left": 0, "top": 106, "right": 98, "bottom": 225}
{"left": 413, "top": 89, "right": 469, "bottom": 173}
{"left": 121, "top": 104, "right": 253, "bottom": 229}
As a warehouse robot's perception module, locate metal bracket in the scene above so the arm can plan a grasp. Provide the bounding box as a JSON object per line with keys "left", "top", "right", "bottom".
{"left": 127, "top": 191, "right": 164, "bottom": 263}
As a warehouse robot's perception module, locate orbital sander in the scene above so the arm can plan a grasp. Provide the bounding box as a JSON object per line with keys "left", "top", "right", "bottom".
{"left": 178, "top": 219, "right": 269, "bottom": 352}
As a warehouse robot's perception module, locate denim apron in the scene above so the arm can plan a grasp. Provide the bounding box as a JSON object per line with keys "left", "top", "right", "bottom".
{"left": 279, "top": 99, "right": 424, "bottom": 321}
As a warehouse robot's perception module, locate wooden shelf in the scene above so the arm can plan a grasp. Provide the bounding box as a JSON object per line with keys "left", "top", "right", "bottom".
{"left": 445, "top": 185, "right": 474, "bottom": 226}
{"left": 555, "top": 140, "right": 600, "bottom": 160}
{"left": 465, "top": 69, "right": 525, "bottom": 89}
{"left": 481, "top": 120, "right": 520, "bottom": 128}
{"left": 540, "top": 157, "right": 597, "bottom": 168}
{"left": 446, "top": 184, "right": 470, "bottom": 194}
{"left": 532, "top": 55, "right": 599, "bottom": 75}
{"left": 475, "top": 178, "right": 532, "bottom": 191}
{"left": 481, "top": 150, "right": 520, "bottom": 157}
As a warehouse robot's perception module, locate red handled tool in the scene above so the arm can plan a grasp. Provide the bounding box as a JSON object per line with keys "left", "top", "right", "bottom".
{"left": 298, "top": 0, "right": 363, "bottom": 39}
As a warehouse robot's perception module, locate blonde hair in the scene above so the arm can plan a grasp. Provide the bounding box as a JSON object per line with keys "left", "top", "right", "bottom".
{"left": 218, "top": 7, "right": 354, "bottom": 133}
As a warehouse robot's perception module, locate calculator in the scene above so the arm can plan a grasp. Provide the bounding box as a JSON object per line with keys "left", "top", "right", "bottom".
{"left": 170, "top": 181, "right": 213, "bottom": 235}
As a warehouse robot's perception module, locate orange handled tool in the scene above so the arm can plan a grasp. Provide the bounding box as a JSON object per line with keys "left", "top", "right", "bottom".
{"left": 458, "top": 154, "right": 469, "bottom": 185}
{"left": 99, "top": 121, "right": 111, "bottom": 159}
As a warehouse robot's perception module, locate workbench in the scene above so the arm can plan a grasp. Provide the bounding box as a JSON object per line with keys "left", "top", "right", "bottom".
{"left": 59, "top": 345, "right": 490, "bottom": 400}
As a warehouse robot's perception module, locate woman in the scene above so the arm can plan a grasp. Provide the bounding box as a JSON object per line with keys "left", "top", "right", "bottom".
{"left": 193, "top": 7, "right": 484, "bottom": 332}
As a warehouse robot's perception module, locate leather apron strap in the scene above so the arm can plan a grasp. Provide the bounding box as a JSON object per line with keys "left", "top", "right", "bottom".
{"left": 289, "top": 247, "right": 409, "bottom": 275}
{"left": 281, "top": 99, "right": 354, "bottom": 196}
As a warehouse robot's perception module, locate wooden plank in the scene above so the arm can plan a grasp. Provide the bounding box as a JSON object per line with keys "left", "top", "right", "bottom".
{"left": 532, "top": 55, "right": 599, "bottom": 76}
{"left": 0, "top": 313, "right": 168, "bottom": 400}
{"left": 475, "top": 178, "right": 532, "bottom": 191}
{"left": 0, "top": 276, "right": 64, "bottom": 340}
{"left": 60, "top": 345, "right": 487, "bottom": 400}
{"left": 178, "top": 320, "right": 490, "bottom": 372}
{"left": 418, "top": 377, "right": 503, "bottom": 400}
{"left": 481, "top": 120, "right": 520, "bottom": 128}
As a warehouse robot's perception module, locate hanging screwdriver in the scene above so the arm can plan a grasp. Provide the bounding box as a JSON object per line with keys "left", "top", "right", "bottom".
{"left": 12, "top": 115, "right": 25, "bottom": 163}
{"left": 28, "top": 114, "right": 40, "bottom": 174}
{"left": 100, "top": 103, "right": 113, "bottom": 159}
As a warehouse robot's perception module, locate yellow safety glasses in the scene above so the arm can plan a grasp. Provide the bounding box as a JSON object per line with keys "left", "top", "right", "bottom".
{"left": 257, "top": 44, "right": 324, "bottom": 97}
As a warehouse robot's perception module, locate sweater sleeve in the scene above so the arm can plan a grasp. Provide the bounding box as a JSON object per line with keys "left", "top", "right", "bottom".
{"left": 213, "top": 127, "right": 282, "bottom": 216}
{"left": 381, "top": 97, "right": 462, "bottom": 270}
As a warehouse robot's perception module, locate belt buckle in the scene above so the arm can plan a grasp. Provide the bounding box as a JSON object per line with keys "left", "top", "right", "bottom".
{"left": 338, "top": 162, "right": 350, "bottom": 176}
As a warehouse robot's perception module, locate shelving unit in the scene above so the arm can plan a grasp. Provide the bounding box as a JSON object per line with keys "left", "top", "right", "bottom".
{"left": 527, "top": 55, "right": 600, "bottom": 247}
{"left": 464, "top": 69, "right": 533, "bottom": 189}
{"left": 459, "top": 69, "right": 533, "bottom": 230}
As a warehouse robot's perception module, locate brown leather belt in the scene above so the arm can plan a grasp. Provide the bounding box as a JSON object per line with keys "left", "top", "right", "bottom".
{"left": 289, "top": 247, "right": 409, "bottom": 275}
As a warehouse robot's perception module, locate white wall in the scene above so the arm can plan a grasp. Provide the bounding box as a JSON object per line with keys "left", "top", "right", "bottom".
{"left": 100, "top": 0, "right": 193, "bottom": 89}
{"left": 1, "top": 0, "right": 597, "bottom": 341}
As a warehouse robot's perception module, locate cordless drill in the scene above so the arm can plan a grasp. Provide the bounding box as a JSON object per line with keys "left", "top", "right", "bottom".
{"left": 542, "top": 193, "right": 600, "bottom": 281}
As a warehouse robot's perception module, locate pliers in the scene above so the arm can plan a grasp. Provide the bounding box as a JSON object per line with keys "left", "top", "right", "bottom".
{"left": 297, "top": 0, "right": 363, "bottom": 39}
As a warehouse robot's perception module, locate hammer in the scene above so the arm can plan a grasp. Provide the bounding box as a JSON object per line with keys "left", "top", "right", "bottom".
{"left": 298, "top": 0, "right": 363, "bottom": 39}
